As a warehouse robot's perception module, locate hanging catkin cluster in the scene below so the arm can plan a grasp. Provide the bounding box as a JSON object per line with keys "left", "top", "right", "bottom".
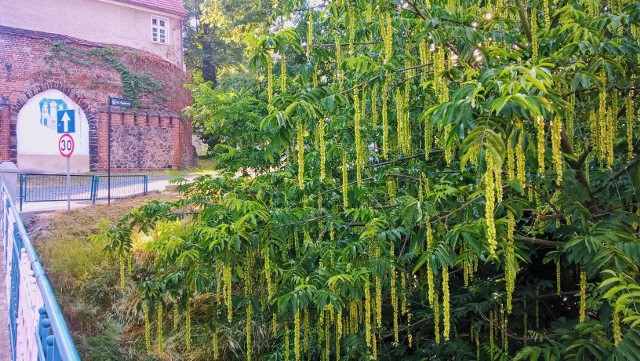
{"left": 334, "top": 32, "right": 343, "bottom": 90}
{"left": 442, "top": 267, "right": 451, "bottom": 341}
{"left": 267, "top": 55, "right": 273, "bottom": 102}
{"left": 297, "top": 119, "right": 304, "bottom": 189}
{"left": 579, "top": 270, "right": 587, "bottom": 323}
{"left": 319, "top": 118, "right": 326, "bottom": 181}
{"left": 505, "top": 212, "right": 516, "bottom": 313}
{"left": 342, "top": 151, "right": 348, "bottom": 208}
{"left": 354, "top": 88, "right": 364, "bottom": 185}
{"left": 551, "top": 117, "right": 563, "bottom": 185}
{"left": 536, "top": 115, "right": 546, "bottom": 176}
{"left": 531, "top": 11, "right": 539, "bottom": 62}
{"left": 306, "top": 8, "right": 312, "bottom": 59}
{"left": 627, "top": 91, "right": 635, "bottom": 159}
{"left": 382, "top": 74, "right": 391, "bottom": 158}
{"left": 485, "top": 155, "right": 498, "bottom": 255}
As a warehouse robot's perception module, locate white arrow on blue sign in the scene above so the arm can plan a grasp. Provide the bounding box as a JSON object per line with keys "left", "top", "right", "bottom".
{"left": 57, "top": 110, "right": 75, "bottom": 133}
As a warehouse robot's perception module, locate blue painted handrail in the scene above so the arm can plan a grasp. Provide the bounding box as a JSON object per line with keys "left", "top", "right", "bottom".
{"left": 2, "top": 179, "right": 81, "bottom": 361}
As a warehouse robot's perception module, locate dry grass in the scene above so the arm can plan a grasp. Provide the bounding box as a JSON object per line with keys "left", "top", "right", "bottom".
{"left": 25, "top": 191, "right": 179, "bottom": 361}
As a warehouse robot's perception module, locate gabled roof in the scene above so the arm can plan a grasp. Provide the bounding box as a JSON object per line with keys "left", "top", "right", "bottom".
{"left": 113, "top": 0, "right": 187, "bottom": 18}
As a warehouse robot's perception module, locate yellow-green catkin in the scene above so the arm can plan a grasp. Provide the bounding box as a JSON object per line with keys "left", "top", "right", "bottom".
{"left": 371, "top": 83, "right": 378, "bottom": 129}
{"left": 319, "top": 118, "right": 326, "bottom": 181}
{"left": 391, "top": 269, "right": 399, "bottom": 344}
{"left": 324, "top": 309, "right": 330, "bottom": 361}
{"left": 442, "top": 267, "right": 451, "bottom": 341}
{"left": 297, "top": 119, "right": 305, "bottom": 189}
{"left": 246, "top": 300, "right": 253, "bottom": 360}
{"left": 267, "top": 55, "right": 273, "bottom": 102}
{"left": 342, "top": 151, "right": 348, "bottom": 209}
{"left": 225, "top": 264, "right": 233, "bottom": 323}
{"left": 143, "top": 302, "right": 151, "bottom": 353}
{"left": 489, "top": 309, "right": 495, "bottom": 355}
{"left": 579, "top": 270, "right": 587, "bottom": 323}
{"left": 501, "top": 303, "right": 508, "bottom": 353}
{"left": 382, "top": 74, "right": 390, "bottom": 159}
{"left": 186, "top": 299, "right": 191, "bottom": 351}
{"left": 516, "top": 122, "right": 526, "bottom": 187}
{"left": 284, "top": 322, "right": 290, "bottom": 361}
{"left": 536, "top": 115, "right": 545, "bottom": 176}
{"left": 280, "top": 56, "right": 287, "bottom": 93}
{"left": 381, "top": 12, "right": 393, "bottom": 63}
{"left": 264, "top": 246, "right": 274, "bottom": 300}
{"left": 485, "top": 156, "right": 497, "bottom": 256}
{"left": 157, "top": 301, "right": 164, "bottom": 352}
{"left": 505, "top": 212, "right": 516, "bottom": 314}
{"left": 306, "top": 8, "right": 313, "bottom": 59}
{"left": 303, "top": 309, "right": 310, "bottom": 357}
{"left": 334, "top": 32, "right": 343, "bottom": 90}
{"left": 556, "top": 258, "right": 562, "bottom": 295}
{"left": 433, "top": 292, "right": 441, "bottom": 344}
{"left": 348, "top": 3, "right": 355, "bottom": 54}
{"left": 542, "top": 0, "right": 551, "bottom": 30}
{"left": 336, "top": 310, "right": 343, "bottom": 360}
{"left": 627, "top": 91, "right": 634, "bottom": 159}
{"left": 294, "top": 309, "right": 301, "bottom": 361}
{"left": 401, "top": 273, "right": 408, "bottom": 316}
{"left": 551, "top": 117, "right": 563, "bottom": 185}
{"left": 119, "top": 254, "right": 125, "bottom": 292}
{"left": 364, "top": 279, "right": 372, "bottom": 349}
{"left": 173, "top": 303, "right": 179, "bottom": 331}
{"left": 613, "top": 308, "right": 622, "bottom": 346}
{"left": 354, "top": 88, "right": 364, "bottom": 186}
{"left": 531, "top": 10, "right": 538, "bottom": 62}
{"left": 213, "top": 323, "right": 219, "bottom": 359}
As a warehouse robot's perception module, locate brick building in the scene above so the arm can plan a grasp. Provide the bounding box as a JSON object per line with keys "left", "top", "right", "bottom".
{"left": 0, "top": 0, "right": 194, "bottom": 172}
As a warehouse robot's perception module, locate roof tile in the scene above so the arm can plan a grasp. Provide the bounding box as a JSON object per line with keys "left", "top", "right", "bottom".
{"left": 114, "top": 0, "right": 187, "bottom": 17}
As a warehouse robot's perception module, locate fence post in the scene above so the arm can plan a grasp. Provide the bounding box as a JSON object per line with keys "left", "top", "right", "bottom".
{"left": 0, "top": 162, "right": 19, "bottom": 209}
{"left": 91, "top": 175, "right": 99, "bottom": 204}
{"left": 144, "top": 175, "right": 148, "bottom": 195}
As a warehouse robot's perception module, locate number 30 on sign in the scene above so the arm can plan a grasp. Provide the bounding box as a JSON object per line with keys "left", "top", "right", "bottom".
{"left": 58, "top": 133, "right": 75, "bottom": 157}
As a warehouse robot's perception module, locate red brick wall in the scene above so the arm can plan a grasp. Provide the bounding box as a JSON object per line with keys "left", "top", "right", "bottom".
{"left": 0, "top": 25, "right": 194, "bottom": 171}
{"left": 95, "top": 111, "right": 193, "bottom": 171}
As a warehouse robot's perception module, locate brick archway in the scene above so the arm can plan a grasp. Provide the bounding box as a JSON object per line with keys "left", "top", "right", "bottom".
{"left": 9, "top": 82, "right": 98, "bottom": 170}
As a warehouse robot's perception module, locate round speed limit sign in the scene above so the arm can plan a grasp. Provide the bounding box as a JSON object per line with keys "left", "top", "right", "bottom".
{"left": 58, "top": 133, "right": 75, "bottom": 157}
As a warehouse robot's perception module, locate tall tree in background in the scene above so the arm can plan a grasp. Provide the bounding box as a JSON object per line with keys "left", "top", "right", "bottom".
{"left": 182, "top": 0, "right": 274, "bottom": 86}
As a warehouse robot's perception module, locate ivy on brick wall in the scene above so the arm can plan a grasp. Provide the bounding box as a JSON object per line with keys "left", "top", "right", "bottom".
{"left": 43, "top": 40, "right": 167, "bottom": 109}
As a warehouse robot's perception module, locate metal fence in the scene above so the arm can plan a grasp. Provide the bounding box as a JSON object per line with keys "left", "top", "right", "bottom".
{"left": 2, "top": 179, "right": 81, "bottom": 361}
{"left": 19, "top": 173, "right": 148, "bottom": 210}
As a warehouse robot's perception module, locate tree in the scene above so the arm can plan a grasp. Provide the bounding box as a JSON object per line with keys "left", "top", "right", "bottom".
{"left": 106, "top": 1, "right": 640, "bottom": 359}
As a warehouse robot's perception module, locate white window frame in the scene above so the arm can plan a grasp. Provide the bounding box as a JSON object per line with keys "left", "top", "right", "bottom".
{"left": 151, "top": 16, "right": 169, "bottom": 44}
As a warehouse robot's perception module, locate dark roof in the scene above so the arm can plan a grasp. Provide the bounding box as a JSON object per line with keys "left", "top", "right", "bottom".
{"left": 113, "top": 0, "right": 187, "bottom": 17}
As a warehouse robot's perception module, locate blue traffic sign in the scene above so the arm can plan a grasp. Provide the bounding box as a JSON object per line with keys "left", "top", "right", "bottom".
{"left": 57, "top": 110, "right": 75, "bottom": 133}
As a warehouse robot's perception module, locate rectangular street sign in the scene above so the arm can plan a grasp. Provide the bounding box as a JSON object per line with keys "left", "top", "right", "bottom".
{"left": 109, "top": 97, "right": 133, "bottom": 108}
{"left": 57, "top": 110, "right": 75, "bottom": 133}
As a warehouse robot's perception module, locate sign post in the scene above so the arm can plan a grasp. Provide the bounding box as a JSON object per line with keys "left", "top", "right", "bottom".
{"left": 107, "top": 97, "right": 133, "bottom": 205}
{"left": 58, "top": 133, "right": 75, "bottom": 212}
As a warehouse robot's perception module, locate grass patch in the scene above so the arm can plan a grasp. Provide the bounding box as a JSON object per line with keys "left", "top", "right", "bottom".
{"left": 26, "top": 192, "right": 177, "bottom": 360}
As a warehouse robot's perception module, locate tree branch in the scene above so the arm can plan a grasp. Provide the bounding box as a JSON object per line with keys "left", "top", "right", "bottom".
{"left": 513, "top": 0, "right": 532, "bottom": 42}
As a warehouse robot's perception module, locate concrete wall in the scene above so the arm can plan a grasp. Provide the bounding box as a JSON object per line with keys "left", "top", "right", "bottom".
{"left": 0, "top": 0, "right": 184, "bottom": 68}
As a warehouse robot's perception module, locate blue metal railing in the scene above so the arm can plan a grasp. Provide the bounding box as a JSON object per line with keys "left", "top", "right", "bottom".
{"left": 2, "top": 179, "right": 81, "bottom": 361}
{"left": 20, "top": 173, "right": 148, "bottom": 210}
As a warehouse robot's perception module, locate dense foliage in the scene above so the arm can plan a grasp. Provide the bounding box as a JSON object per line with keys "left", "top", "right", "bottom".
{"left": 105, "top": 0, "right": 640, "bottom": 359}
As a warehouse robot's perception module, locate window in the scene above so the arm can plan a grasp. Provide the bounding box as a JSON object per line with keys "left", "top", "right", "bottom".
{"left": 151, "top": 17, "right": 168, "bottom": 44}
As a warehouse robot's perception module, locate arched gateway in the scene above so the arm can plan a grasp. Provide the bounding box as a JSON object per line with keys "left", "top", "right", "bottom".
{"left": 17, "top": 89, "right": 90, "bottom": 173}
